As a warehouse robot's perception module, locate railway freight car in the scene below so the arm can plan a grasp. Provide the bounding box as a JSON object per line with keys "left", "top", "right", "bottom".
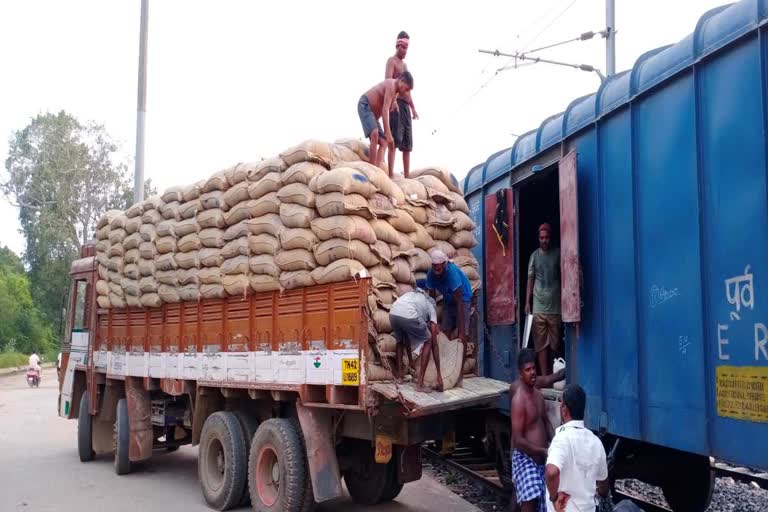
{"left": 460, "top": 1, "right": 768, "bottom": 511}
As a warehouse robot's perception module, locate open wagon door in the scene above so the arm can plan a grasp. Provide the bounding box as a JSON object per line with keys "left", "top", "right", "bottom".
{"left": 559, "top": 150, "right": 580, "bottom": 324}
{"left": 484, "top": 188, "right": 516, "bottom": 325}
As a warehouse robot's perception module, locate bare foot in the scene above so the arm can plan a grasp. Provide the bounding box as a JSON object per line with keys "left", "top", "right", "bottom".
{"left": 434, "top": 382, "right": 444, "bottom": 392}
{"left": 415, "top": 385, "right": 432, "bottom": 393}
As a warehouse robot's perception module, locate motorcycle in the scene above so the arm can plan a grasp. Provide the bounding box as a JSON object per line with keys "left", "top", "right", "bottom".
{"left": 26, "top": 367, "right": 41, "bottom": 388}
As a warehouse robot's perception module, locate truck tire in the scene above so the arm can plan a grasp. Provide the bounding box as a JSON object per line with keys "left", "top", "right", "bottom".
{"left": 77, "top": 391, "right": 95, "bottom": 462}
{"left": 114, "top": 398, "right": 131, "bottom": 475}
{"left": 248, "top": 418, "right": 309, "bottom": 512}
{"left": 343, "top": 441, "right": 392, "bottom": 505}
{"left": 198, "top": 411, "right": 248, "bottom": 511}
{"left": 291, "top": 419, "right": 315, "bottom": 512}
{"left": 380, "top": 452, "right": 404, "bottom": 502}
{"left": 233, "top": 411, "right": 260, "bottom": 507}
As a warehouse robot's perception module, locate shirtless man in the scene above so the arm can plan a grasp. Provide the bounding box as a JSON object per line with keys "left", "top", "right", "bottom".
{"left": 357, "top": 72, "right": 414, "bottom": 173}
{"left": 511, "top": 348, "right": 554, "bottom": 512}
{"left": 385, "top": 31, "right": 418, "bottom": 177}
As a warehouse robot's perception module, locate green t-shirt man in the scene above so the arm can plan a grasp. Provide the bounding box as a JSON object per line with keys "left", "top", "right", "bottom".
{"left": 527, "top": 247, "right": 561, "bottom": 315}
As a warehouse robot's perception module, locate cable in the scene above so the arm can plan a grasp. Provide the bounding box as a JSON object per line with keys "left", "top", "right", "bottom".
{"left": 520, "top": 0, "right": 580, "bottom": 52}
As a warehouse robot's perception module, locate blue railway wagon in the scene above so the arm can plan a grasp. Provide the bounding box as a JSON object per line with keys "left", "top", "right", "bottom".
{"left": 461, "top": 1, "right": 768, "bottom": 509}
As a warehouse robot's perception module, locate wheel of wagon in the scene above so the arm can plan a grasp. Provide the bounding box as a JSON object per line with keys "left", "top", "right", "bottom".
{"left": 114, "top": 398, "right": 131, "bottom": 475}
{"left": 77, "top": 391, "right": 95, "bottom": 462}
{"left": 380, "top": 450, "right": 404, "bottom": 502}
{"left": 248, "top": 418, "right": 310, "bottom": 512}
{"left": 661, "top": 454, "right": 713, "bottom": 512}
{"left": 343, "top": 441, "right": 392, "bottom": 505}
{"left": 233, "top": 411, "right": 260, "bottom": 507}
{"left": 198, "top": 411, "right": 248, "bottom": 511}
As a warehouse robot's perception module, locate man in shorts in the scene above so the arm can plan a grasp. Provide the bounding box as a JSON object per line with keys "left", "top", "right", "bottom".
{"left": 357, "top": 72, "right": 414, "bottom": 173}
{"left": 389, "top": 286, "right": 443, "bottom": 392}
{"left": 385, "top": 31, "right": 418, "bottom": 177}
{"left": 525, "top": 223, "right": 562, "bottom": 376}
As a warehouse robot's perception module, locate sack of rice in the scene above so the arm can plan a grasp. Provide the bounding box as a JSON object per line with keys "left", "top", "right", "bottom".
{"left": 368, "top": 264, "right": 394, "bottom": 283}
{"left": 123, "top": 233, "right": 142, "bottom": 251}
{"left": 420, "top": 334, "right": 464, "bottom": 389}
{"left": 138, "top": 258, "right": 155, "bottom": 276}
{"left": 107, "top": 270, "right": 122, "bottom": 284}
{"left": 371, "top": 241, "right": 393, "bottom": 265}
{"left": 248, "top": 172, "right": 282, "bottom": 199}
{"left": 158, "top": 285, "right": 180, "bottom": 303}
{"left": 221, "top": 255, "right": 249, "bottom": 275}
{"left": 96, "top": 238, "right": 111, "bottom": 254}
{"left": 96, "top": 225, "right": 111, "bottom": 241}
{"left": 311, "top": 258, "right": 366, "bottom": 285}
{"left": 426, "top": 225, "right": 454, "bottom": 241}
{"left": 108, "top": 281, "right": 124, "bottom": 297}
{"left": 226, "top": 193, "right": 281, "bottom": 226}
{"left": 160, "top": 201, "right": 182, "bottom": 221}
{"left": 203, "top": 171, "right": 229, "bottom": 193}
{"left": 431, "top": 241, "right": 457, "bottom": 259}
{"left": 199, "top": 248, "right": 224, "bottom": 267}
{"left": 141, "top": 209, "right": 162, "bottom": 225}
{"left": 108, "top": 242, "right": 125, "bottom": 258}
{"left": 369, "top": 219, "right": 400, "bottom": 245}
{"left": 109, "top": 292, "right": 126, "bottom": 308}
{"left": 161, "top": 186, "right": 183, "bottom": 204}
{"left": 426, "top": 203, "right": 455, "bottom": 227}
{"left": 142, "top": 196, "right": 164, "bottom": 212}
{"left": 156, "top": 220, "right": 176, "bottom": 238}
{"left": 394, "top": 232, "right": 415, "bottom": 252}
{"left": 97, "top": 296, "right": 111, "bottom": 309}
{"left": 408, "top": 224, "right": 435, "bottom": 251}
{"left": 373, "top": 309, "right": 392, "bottom": 333}
{"left": 179, "top": 199, "right": 202, "bottom": 220}
{"left": 247, "top": 158, "right": 287, "bottom": 182}
{"left": 376, "top": 333, "right": 397, "bottom": 353}
{"left": 198, "top": 209, "right": 226, "bottom": 229}
{"left": 449, "top": 230, "right": 478, "bottom": 249}
{"left": 222, "top": 237, "right": 249, "bottom": 259}
{"left": 452, "top": 210, "right": 476, "bottom": 231}
{"left": 177, "top": 268, "right": 199, "bottom": 286}
{"left": 178, "top": 284, "right": 200, "bottom": 302}
{"left": 410, "top": 167, "right": 461, "bottom": 193}
{"left": 200, "top": 191, "right": 228, "bottom": 211}
{"left": 314, "top": 238, "right": 379, "bottom": 267}
{"left": 199, "top": 228, "right": 226, "bottom": 249}
{"left": 368, "top": 193, "right": 395, "bottom": 218}
{"left": 157, "top": 270, "right": 179, "bottom": 286}
{"left": 250, "top": 274, "right": 281, "bottom": 292}
{"left": 387, "top": 209, "right": 417, "bottom": 233}
{"left": 244, "top": 214, "right": 284, "bottom": 237}
{"left": 109, "top": 213, "right": 128, "bottom": 230}
{"left": 224, "top": 163, "right": 249, "bottom": 186}
{"left": 121, "top": 278, "right": 141, "bottom": 297}
{"left": 456, "top": 247, "right": 474, "bottom": 259}
{"left": 126, "top": 202, "right": 143, "bottom": 219}
{"left": 310, "top": 167, "right": 378, "bottom": 197}
{"left": 97, "top": 262, "right": 109, "bottom": 280}
{"left": 125, "top": 216, "right": 142, "bottom": 235}
{"left": 224, "top": 220, "right": 250, "bottom": 242}
{"left": 222, "top": 181, "right": 250, "bottom": 208}
{"left": 182, "top": 181, "right": 204, "bottom": 202}
{"left": 175, "top": 250, "right": 200, "bottom": 269}
{"left": 96, "top": 280, "right": 110, "bottom": 296}
{"left": 279, "top": 228, "right": 318, "bottom": 251}
{"left": 460, "top": 265, "right": 481, "bottom": 281}
{"left": 449, "top": 192, "right": 470, "bottom": 214}
{"left": 280, "top": 139, "right": 334, "bottom": 167}
{"left": 283, "top": 161, "right": 326, "bottom": 186}
{"left": 277, "top": 183, "right": 315, "bottom": 208}
{"left": 333, "top": 137, "right": 368, "bottom": 161}
{"left": 140, "top": 293, "right": 162, "bottom": 308}
{"left": 278, "top": 203, "right": 315, "bottom": 229}
{"left": 126, "top": 295, "right": 142, "bottom": 308}
{"left": 375, "top": 287, "right": 397, "bottom": 307}
{"left": 328, "top": 143, "right": 361, "bottom": 164}
{"left": 156, "top": 253, "right": 178, "bottom": 271}
{"left": 138, "top": 241, "right": 156, "bottom": 260}
{"left": 453, "top": 254, "right": 478, "bottom": 269}
{"left": 410, "top": 205, "right": 428, "bottom": 224}
{"left": 311, "top": 216, "right": 377, "bottom": 244}
{"left": 408, "top": 248, "right": 432, "bottom": 272}
{"left": 394, "top": 178, "right": 429, "bottom": 204}
{"left": 275, "top": 249, "right": 317, "bottom": 271}
{"left": 279, "top": 270, "right": 315, "bottom": 290}
{"left": 124, "top": 262, "right": 139, "bottom": 280}
{"left": 174, "top": 218, "right": 199, "bottom": 238}
{"left": 249, "top": 233, "right": 280, "bottom": 256}
{"left": 156, "top": 236, "right": 176, "bottom": 254}
{"left": 98, "top": 210, "right": 123, "bottom": 230}
{"left": 315, "top": 192, "right": 374, "bottom": 219}
{"left": 199, "top": 267, "right": 222, "bottom": 285}
{"left": 222, "top": 274, "right": 249, "bottom": 296}
{"left": 109, "top": 228, "right": 127, "bottom": 245}
{"left": 106, "top": 256, "right": 124, "bottom": 273}
{"left": 249, "top": 255, "right": 281, "bottom": 277}
{"left": 338, "top": 160, "right": 401, "bottom": 200}
{"left": 391, "top": 257, "right": 415, "bottom": 285}
{"left": 415, "top": 175, "right": 452, "bottom": 203}
{"left": 139, "top": 223, "right": 157, "bottom": 242}
{"left": 139, "top": 276, "right": 159, "bottom": 294}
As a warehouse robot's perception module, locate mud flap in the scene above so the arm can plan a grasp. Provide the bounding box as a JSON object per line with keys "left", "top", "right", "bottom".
{"left": 296, "top": 402, "right": 343, "bottom": 502}
{"left": 125, "top": 377, "right": 153, "bottom": 462}
{"left": 396, "top": 444, "right": 422, "bottom": 484}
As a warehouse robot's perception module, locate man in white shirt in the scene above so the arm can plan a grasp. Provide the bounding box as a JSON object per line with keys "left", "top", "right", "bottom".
{"left": 545, "top": 384, "right": 609, "bottom": 512}
{"left": 28, "top": 352, "right": 41, "bottom": 374}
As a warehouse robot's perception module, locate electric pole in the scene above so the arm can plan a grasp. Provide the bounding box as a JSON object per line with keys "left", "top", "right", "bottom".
{"left": 133, "top": 0, "right": 149, "bottom": 204}
{"left": 606, "top": 0, "right": 616, "bottom": 76}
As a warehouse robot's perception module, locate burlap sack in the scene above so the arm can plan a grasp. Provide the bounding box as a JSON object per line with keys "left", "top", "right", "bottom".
{"left": 392, "top": 257, "right": 415, "bottom": 285}
{"left": 408, "top": 248, "right": 432, "bottom": 272}
{"left": 110, "top": 213, "right": 128, "bottom": 230}
{"left": 109, "top": 292, "right": 126, "bottom": 308}
{"left": 427, "top": 225, "right": 454, "bottom": 241}
{"left": 156, "top": 220, "right": 176, "bottom": 238}
{"left": 138, "top": 258, "right": 155, "bottom": 277}
{"left": 182, "top": 182, "right": 204, "bottom": 202}
{"left": 177, "top": 268, "right": 199, "bottom": 286}
{"left": 250, "top": 274, "right": 281, "bottom": 293}
{"left": 124, "top": 249, "right": 140, "bottom": 265}
{"left": 97, "top": 296, "right": 111, "bottom": 309}
{"left": 109, "top": 228, "right": 127, "bottom": 245}
{"left": 221, "top": 255, "right": 249, "bottom": 275}
{"left": 108, "top": 242, "right": 125, "bottom": 258}
{"left": 199, "top": 248, "right": 224, "bottom": 267}
{"left": 311, "top": 216, "right": 377, "bottom": 244}
{"left": 142, "top": 209, "right": 162, "bottom": 225}
{"left": 108, "top": 281, "right": 124, "bottom": 297}
{"left": 394, "top": 178, "right": 429, "bottom": 204}
{"left": 280, "top": 139, "right": 334, "bottom": 167}
{"left": 106, "top": 256, "right": 124, "bottom": 273}
{"left": 96, "top": 239, "right": 111, "bottom": 254}
{"left": 157, "top": 270, "right": 179, "bottom": 286}
{"left": 139, "top": 241, "right": 156, "bottom": 260}
{"left": 139, "top": 276, "right": 159, "bottom": 294}
{"left": 408, "top": 224, "right": 435, "bottom": 251}
{"left": 387, "top": 209, "right": 417, "bottom": 233}
{"left": 368, "top": 193, "right": 395, "bottom": 218}
{"left": 328, "top": 143, "right": 360, "bottom": 165}
{"left": 174, "top": 218, "right": 198, "bottom": 238}
{"left": 161, "top": 186, "right": 183, "bottom": 203}
{"left": 160, "top": 201, "right": 182, "bottom": 221}
{"left": 410, "top": 167, "right": 461, "bottom": 193}
{"left": 224, "top": 163, "right": 248, "bottom": 186}
{"left": 410, "top": 206, "right": 428, "bottom": 224}
{"left": 375, "top": 287, "right": 397, "bottom": 307}
{"left": 449, "top": 192, "right": 470, "bottom": 214}
{"left": 140, "top": 223, "right": 157, "bottom": 242}
{"left": 248, "top": 233, "right": 280, "bottom": 256}
{"left": 247, "top": 158, "right": 287, "bottom": 182}
{"left": 369, "top": 219, "right": 400, "bottom": 245}
{"left": 156, "top": 253, "right": 178, "bottom": 271}
{"left": 121, "top": 278, "right": 141, "bottom": 297}
{"left": 311, "top": 258, "right": 366, "bottom": 285}
{"left": 432, "top": 241, "right": 457, "bottom": 258}
{"left": 455, "top": 248, "right": 474, "bottom": 259}
{"left": 415, "top": 175, "right": 452, "bottom": 203}
{"left": 222, "top": 274, "right": 249, "bottom": 296}
{"left": 156, "top": 236, "right": 176, "bottom": 254}
{"left": 98, "top": 210, "right": 123, "bottom": 230}
{"left": 279, "top": 270, "right": 315, "bottom": 290}
{"left": 108, "top": 270, "right": 122, "bottom": 284}
{"left": 419, "top": 334, "right": 464, "bottom": 389}
{"left": 310, "top": 167, "right": 378, "bottom": 198}
{"left": 453, "top": 255, "right": 479, "bottom": 269}
{"left": 158, "top": 285, "right": 180, "bottom": 303}
{"left": 314, "top": 238, "right": 379, "bottom": 267}
{"left": 449, "top": 230, "right": 478, "bottom": 249}
{"left": 315, "top": 192, "right": 374, "bottom": 219}
{"left": 199, "top": 267, "right": 222, "bottom": 285}
{"left": 395, "top": 232, "right": 416, "bottom": 252}
{"left": 140, "top": 293, "right": 162, "bottom": 308}
{"left": 200, "top": 191, "right": 228, "bottom": 211}
{"left": 377, "top": 333, "right": 397, "bottom": 353}
{"left": 98, "top": 264, "right": 109, "bottom": 281}
{"left": 96, "top": 280, "right": 110, "bottom": 296}
{"left": 175, "top": 250, "right": 200, "bottom": 269}
{"left": 249, "top": 255, "right": 280, "bottom": 277}
{"left": 279, "top": 228, "right": 318, "bottom": 251}
{"left": 142, "top": 196, "right": 164, "bottom": 213}
{"left": 203, "top": 171, "right": 229, "bottom": 193}
{"left": 227, "top": 193, "right": 281, "bottom": 226}
{"left": 373, "top": 309, "right": 392, "bottom": 333}
{"left": 96, "top": 225, "right": 111, "bottom": 241}
{"left": 223, "top": 181, "right": 250, "bottom": 208}
{"left": 178, "top": 284, "right": 201, "bottom": 301}
{"left": 179, "top": 199, "right": 202, "bottom": 220}
{"left": 337, "top": 161, "right": 402, "bottom": 203}
{"left": 283, "top": 161, "right": 325, "bottom": 186}
{"left": 461, "top": 265, "right": 481, "bottom": 281}
{"left": 198, "top": 209, "right": 226, "bottom": 229}
{"left": 125, "top": 295, "right": 142, "bottom": 308}
{"left": 276, "top": 183, "right": 315, "bottom": 208}
{"left": 222, "top": 236, "right": 249, "bottom": 259}
{"left": 125, "top": 216, "right": 142, "bottom": 235}
{"left": 199, "top": 228, "right": 226, "bottom": 248}
{"left": 371, "top": 241, "right": 393, "bottom": 265}
{"left": 426, "top": 203, "right": 455, "bottom": 227}
{"left": 248, "top": 172, "right": 282, "bottom": 199}
{"left": 275, "top": 249, "right": 317, "bottom": 271}
{"left": 452, "top": 210, "right": 476, "bottom": 231}
{"left": 245, "top": 214, "right": 284, "bottom": 237}
{"left": 224, "top": 221, "right": 250, "bottom": 242}
{"left": 177, "top": 233, "right": 201, "bottom": 253}
{"left": 126, "top": 202, "right": 143, "bottom": 219}
{"left": 369, "top": 264, "right": 394, "bottom": 283}
{"left": 333, "top": 138, "right": 369, "bottom": 161}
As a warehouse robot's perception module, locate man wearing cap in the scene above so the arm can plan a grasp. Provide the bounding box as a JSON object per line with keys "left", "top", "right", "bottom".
{"left": 385, "top": 30, "right": 418, "bottom": 177}
{"left": 525, "top": 223, "right": 562, "bottom": 376}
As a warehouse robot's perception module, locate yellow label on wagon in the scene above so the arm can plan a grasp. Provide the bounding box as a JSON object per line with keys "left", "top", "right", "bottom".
{"left": 341, "top": 358, "right": 360, "bottom": 386}
{"left": 716, "top": 366, "right": 768, "bottom": 423}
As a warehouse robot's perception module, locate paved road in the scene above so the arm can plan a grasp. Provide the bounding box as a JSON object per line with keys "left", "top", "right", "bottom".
{"left": 0, "top": 373, "right": 479, "bottom": 512}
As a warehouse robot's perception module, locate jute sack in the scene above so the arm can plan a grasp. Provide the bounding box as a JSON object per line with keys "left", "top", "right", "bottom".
{"left": 311, "top": 258, "right": 366, "bottom": 285}
{"left": 372, "top": 241, "right": 393, "bottom": 265}
{"left": 177, "top": 268, "right": 199, "bottom": 286}
{"left": 279, "top": 228, "right": 318, "bottom": 251}
{"left": 247, "top": 158, "right": 287, "bottom": 182}
{"left": 419, "top": 334, "right": 464, "bottom": 389}
{"left": 142, "top": 196, "right": 164, "bottom": 213}
{"left": 408, "top": 224, "right": 435, "bottom": 251}
{"left": 279, "top": 203, "right": 317, "bottom": 229}
{"left": 337, "top": 161, "right": 400, "bottom": 201}
{"left": 224, "top": 221, "right": 250, "bottom": 242}
{"left": 373, "top": 309, "right": 392, "bottom": 333}
{"left": 277, "top": 183, "right": 315, "bottom": 208}
{"left": 369, "top": 219, "right": 400, "bottom": 245}
{"left": 110, "top": 213, "right": 128, "bottom": 230}
{"left": 108, "top": 281, "right": 124, "bottom": 297}
{"left": 199, "top": 228, "right": 226, "bottom": 248}
{"left": 249, "top": 233, "right": 280, "bottom": 256}
{"left": 203, "top": 171, "right": 229, "bottom": 193}
{"left": 107, "top": 270, "right": 122, "bottom": 284}
{"left": 250, "top": 274, "right": 281, "bottom": 293}
{"left": 199, "top": 248, "right": 224, "bottom": 267}
{"left": 333, "top": 138, "right": 369, "bottom": 161}
{"left": 452, "top": 210, "right": 476, "bottom": 231}
{"left": 315, "top": 192, "right": 374, "bottom": 219}
{"left": 178, "top": 284, "right": 201, "bottom": 302}
{"left": 98, "top": 210, "right": 123, "bottom": 230}
{"left": 121, "top": 278, "right": 141, "bottom": 297}
{"left": 125, "top": 216, "right": 142, "bottom": 235}
{"left": 179, "top": 199, "right": 202, "bottom": 220}
{"left": 394, "top": 232, "right": 415, "bottom": 252}
{"left": 410, "top": 167, "right": 461, "bottom": 193}
{"left": 106, "top": 256, "right": 124, "bottom": 273}
{"left": 375, "top": 287, "right": 397, "bottom": 306}
{"left": 415, "top": 175, "right": 452, "bottom": 203}
{"left": 97, "top": 296, "right": 111, "bottom": 309}
{"left": 449, "top": 192, "right": 470, "bottom": 214}
{"left": 249, "top": 255, "right": 281, "bottom": 278}
{"left": 392, "top": 257, "right": 415, "bottom": 284}
{"left": 156, "top": 253, "right": 178, "bottom": 271}
{"left": 139, "top": 276, "right": 159, "bottom": 294}
{"left": 161, "top": 186, "right": 184, "bottom": 203}
{"left": 456, "top": 247, "right": 474, "bottom": 259}
{"left": 108, "top": 242, "right": 125, "bottom": 258}
{"left": 138, "top": 258, "right": 155, "bottom": 277}
{"left": 139, "top": 241, "right": 157, "bottom": 260}
{"left": 198, "top": 209, "right": 226, "bottom": 229}
{"left": 224, "top": 163, "right": 249, "bottom": 186}
{"left": 140, "top": 223, "right": 158, "bottom": 242}
{"left": 199, "top": 267, "right": 222, "bottom": 285}
{"left": 223, "top": 181, "right": 250, "bottom": 208}
{"left": 314, "top": 238, "right": 379, "bottom": 267}
{"left": 377, "top": 333, "right": 397, "bottom": 353}
{"left": 141, "top": 293, "right": 162, "bottom": 308}
{"left": 368, "top": 193, "right": 395, "bottom": 218}
{"left": 244, "top": 214, "right": 284, "bottom": 237}
{"left": 460, "top": 265, "right": 481, "bottom": 281}
{"left": 96, "top": 225, "right": 111, "bottom": 241}
{"left": 221, "top": 255, "right": 249, "bottom": 275}
{"left": 369, "top": 264, "right": 394, "bottom": 283}
{"left": 453, "top": 255, "right": 479, "bottom": 269}
{"left": 222, "top": 274, "right": 249, "bottom": 296}
{"left": 280, "top": 139, "right": 334, "bottom": 167}
{"left": 96, "top": 239, "right": 110, "bottom": 254}
{"left": 157, "top": 270, "right": 179, "bottom": 286}
{"left": 156, "top": 220, "right": 176, "bottom": 238}
{"left": 282, "top": 161, "right": 326, "bottom": 186}
{"left": 109, "top": 292, "right": 126, "bottom": 308}
{"left": 426, "top": 203, "right": 455, "bottom": 227}
{"left": 328, "top": 143, "right": 361, "bottom": 165}
{"left": 275, "top": 249, "right": 317, "bottom": 271}
{"left": 125, "top": 295, "right": 142, "bottom": 308}
{"left": 109, "top": 228, "right": 127, "bottom": 245}
{"left": 409, "top": 206, "right": 428, "bottom": 224}
{"left": 178, "top": 233, "right": 202, "bottom": 253}
{"left": 160, "top": 201, "right": 182, "bottom": 221}
{"left": 124, "top": 263, "right": 139, "bottom": 280}
{"left": 432, "top": 241, "right": 458, "bottom": 259}
{"left": 248, "top": 172, "right": 282, "bottom": 199}
{"left": 394, "top": 179, "right": 429, "bottom": 204}
{"left": 225, "top": 193, "right": 281, "bottom": 226}
{"left": 160, "top": 284, "right": 189, "bottom": 301}
{"left": 310, "top": 167, "right": 378, "bottom": 198}
{"left": 126, "top": 202, "right": 144, "bottom": 219}
{"left": 279, "top": 270, "right": 315, "bottom": 290}
{"left": 311, "top": 216, "right": 377, "bottom": 244}
{"left": 222, "top": 237, "right": 249, "bottom": 259}
{"left": 175, "top": 250, "right": 200, "bottom": 269}
{"left": 200, "top": 191, "right": 228, "bottom": 211}
{"left": 98, "top": 262, "right": 109, "bottom": 280}
{"left": 449, "top": 230, "right": 478, "bottom": 249}
{"left": 408, "top": 248, "right": 432, "bottom": 272}
{"left": 156, "top": 236, "right": 177, "bottom": 254}
{"left": 182, "top": 181, "right": 204, "bottom": 202}
{"left": 175, "top": 218, "right": 199, "bottom": 237}
{"left": 141, "top": 209, "right": 162, "bottom": 225}
{"left": 365, "top": 364, "right": 392, "bottom": 382}
{"left": 96, "top": 280, "right": 110, "bottom": 296}
{"left": 388, "top": 209, "right": 417, "bottom": 233}
{"left": 426, "top": 225, "right": 454, "bottom": 241}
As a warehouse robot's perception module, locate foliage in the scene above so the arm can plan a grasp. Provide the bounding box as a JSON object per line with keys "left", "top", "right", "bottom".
{"left": 0, "top": 352, "right": 29, "bottom": 370}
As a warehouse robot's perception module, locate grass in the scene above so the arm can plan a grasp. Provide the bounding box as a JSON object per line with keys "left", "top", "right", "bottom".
{"left": 0, "top": 352, "right": 29, "bottom": 369}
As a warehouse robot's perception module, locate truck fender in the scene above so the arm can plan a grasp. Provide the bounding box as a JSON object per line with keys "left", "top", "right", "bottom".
{"left": 296, "top": 402, "right": 344, "bottom": 502}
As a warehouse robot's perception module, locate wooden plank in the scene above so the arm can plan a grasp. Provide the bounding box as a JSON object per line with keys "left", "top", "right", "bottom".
{"left": 370, "top": 377, "right": 508, "bottom": 413}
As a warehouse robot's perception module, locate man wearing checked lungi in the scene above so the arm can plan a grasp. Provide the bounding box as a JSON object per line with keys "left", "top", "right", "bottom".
{"left": 511, "top": 348, "right": 555, "bottom": 512}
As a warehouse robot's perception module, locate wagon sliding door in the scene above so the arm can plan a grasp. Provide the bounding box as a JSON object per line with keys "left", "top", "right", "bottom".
{"left": 484, "top": 189, "right": 515, "bottom": 325}
{"left": 559, "top": 149, "right": 580, "bottom": 324}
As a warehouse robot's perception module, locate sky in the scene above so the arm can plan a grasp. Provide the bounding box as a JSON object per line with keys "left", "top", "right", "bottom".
{"left": 0, "top": 0, "right": 728, "bottom": 257}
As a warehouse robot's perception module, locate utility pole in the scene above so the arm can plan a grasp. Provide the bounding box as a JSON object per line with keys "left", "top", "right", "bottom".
{"left": 133, "top": 0, "right": 149, "bottom": 204}
{"left": 606, "top": 0, "right": 616, "bottom": 76}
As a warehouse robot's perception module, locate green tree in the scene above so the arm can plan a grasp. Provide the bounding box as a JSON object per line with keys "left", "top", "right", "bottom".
{"left": 3, "top": 111, "right": 154, "bottom": 330}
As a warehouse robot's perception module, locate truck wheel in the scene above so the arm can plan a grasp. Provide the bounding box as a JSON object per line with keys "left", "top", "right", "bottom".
{"left": 248, "top": 418, "right": 309, "bottom": 512}
{"left": 198, "top": 411, "right": 248, "bottom": 511}
{"left": 661, "top": 454, "right": 713, "bottom": 512}
{"left": 77, "top": 391, "right": 95, "bottom": 462}
{"left": 343, "top": 442, "right": 391, "bottom": 505}
{"left": 233, "top": 411, "right": 260, "bottom": 507}
{"left": 114, "top": 398, "right": 131, "bottom": 475}
{"left": 291, "top": 419, "right": 315, "bottom": 512}
{"left": 380, "top": 452, "right": 404, "bottom": 502}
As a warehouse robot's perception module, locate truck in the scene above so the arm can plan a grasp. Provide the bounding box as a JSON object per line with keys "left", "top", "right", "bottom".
{"left": 58, "top": 242, "right": 507, "bottom": 511}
